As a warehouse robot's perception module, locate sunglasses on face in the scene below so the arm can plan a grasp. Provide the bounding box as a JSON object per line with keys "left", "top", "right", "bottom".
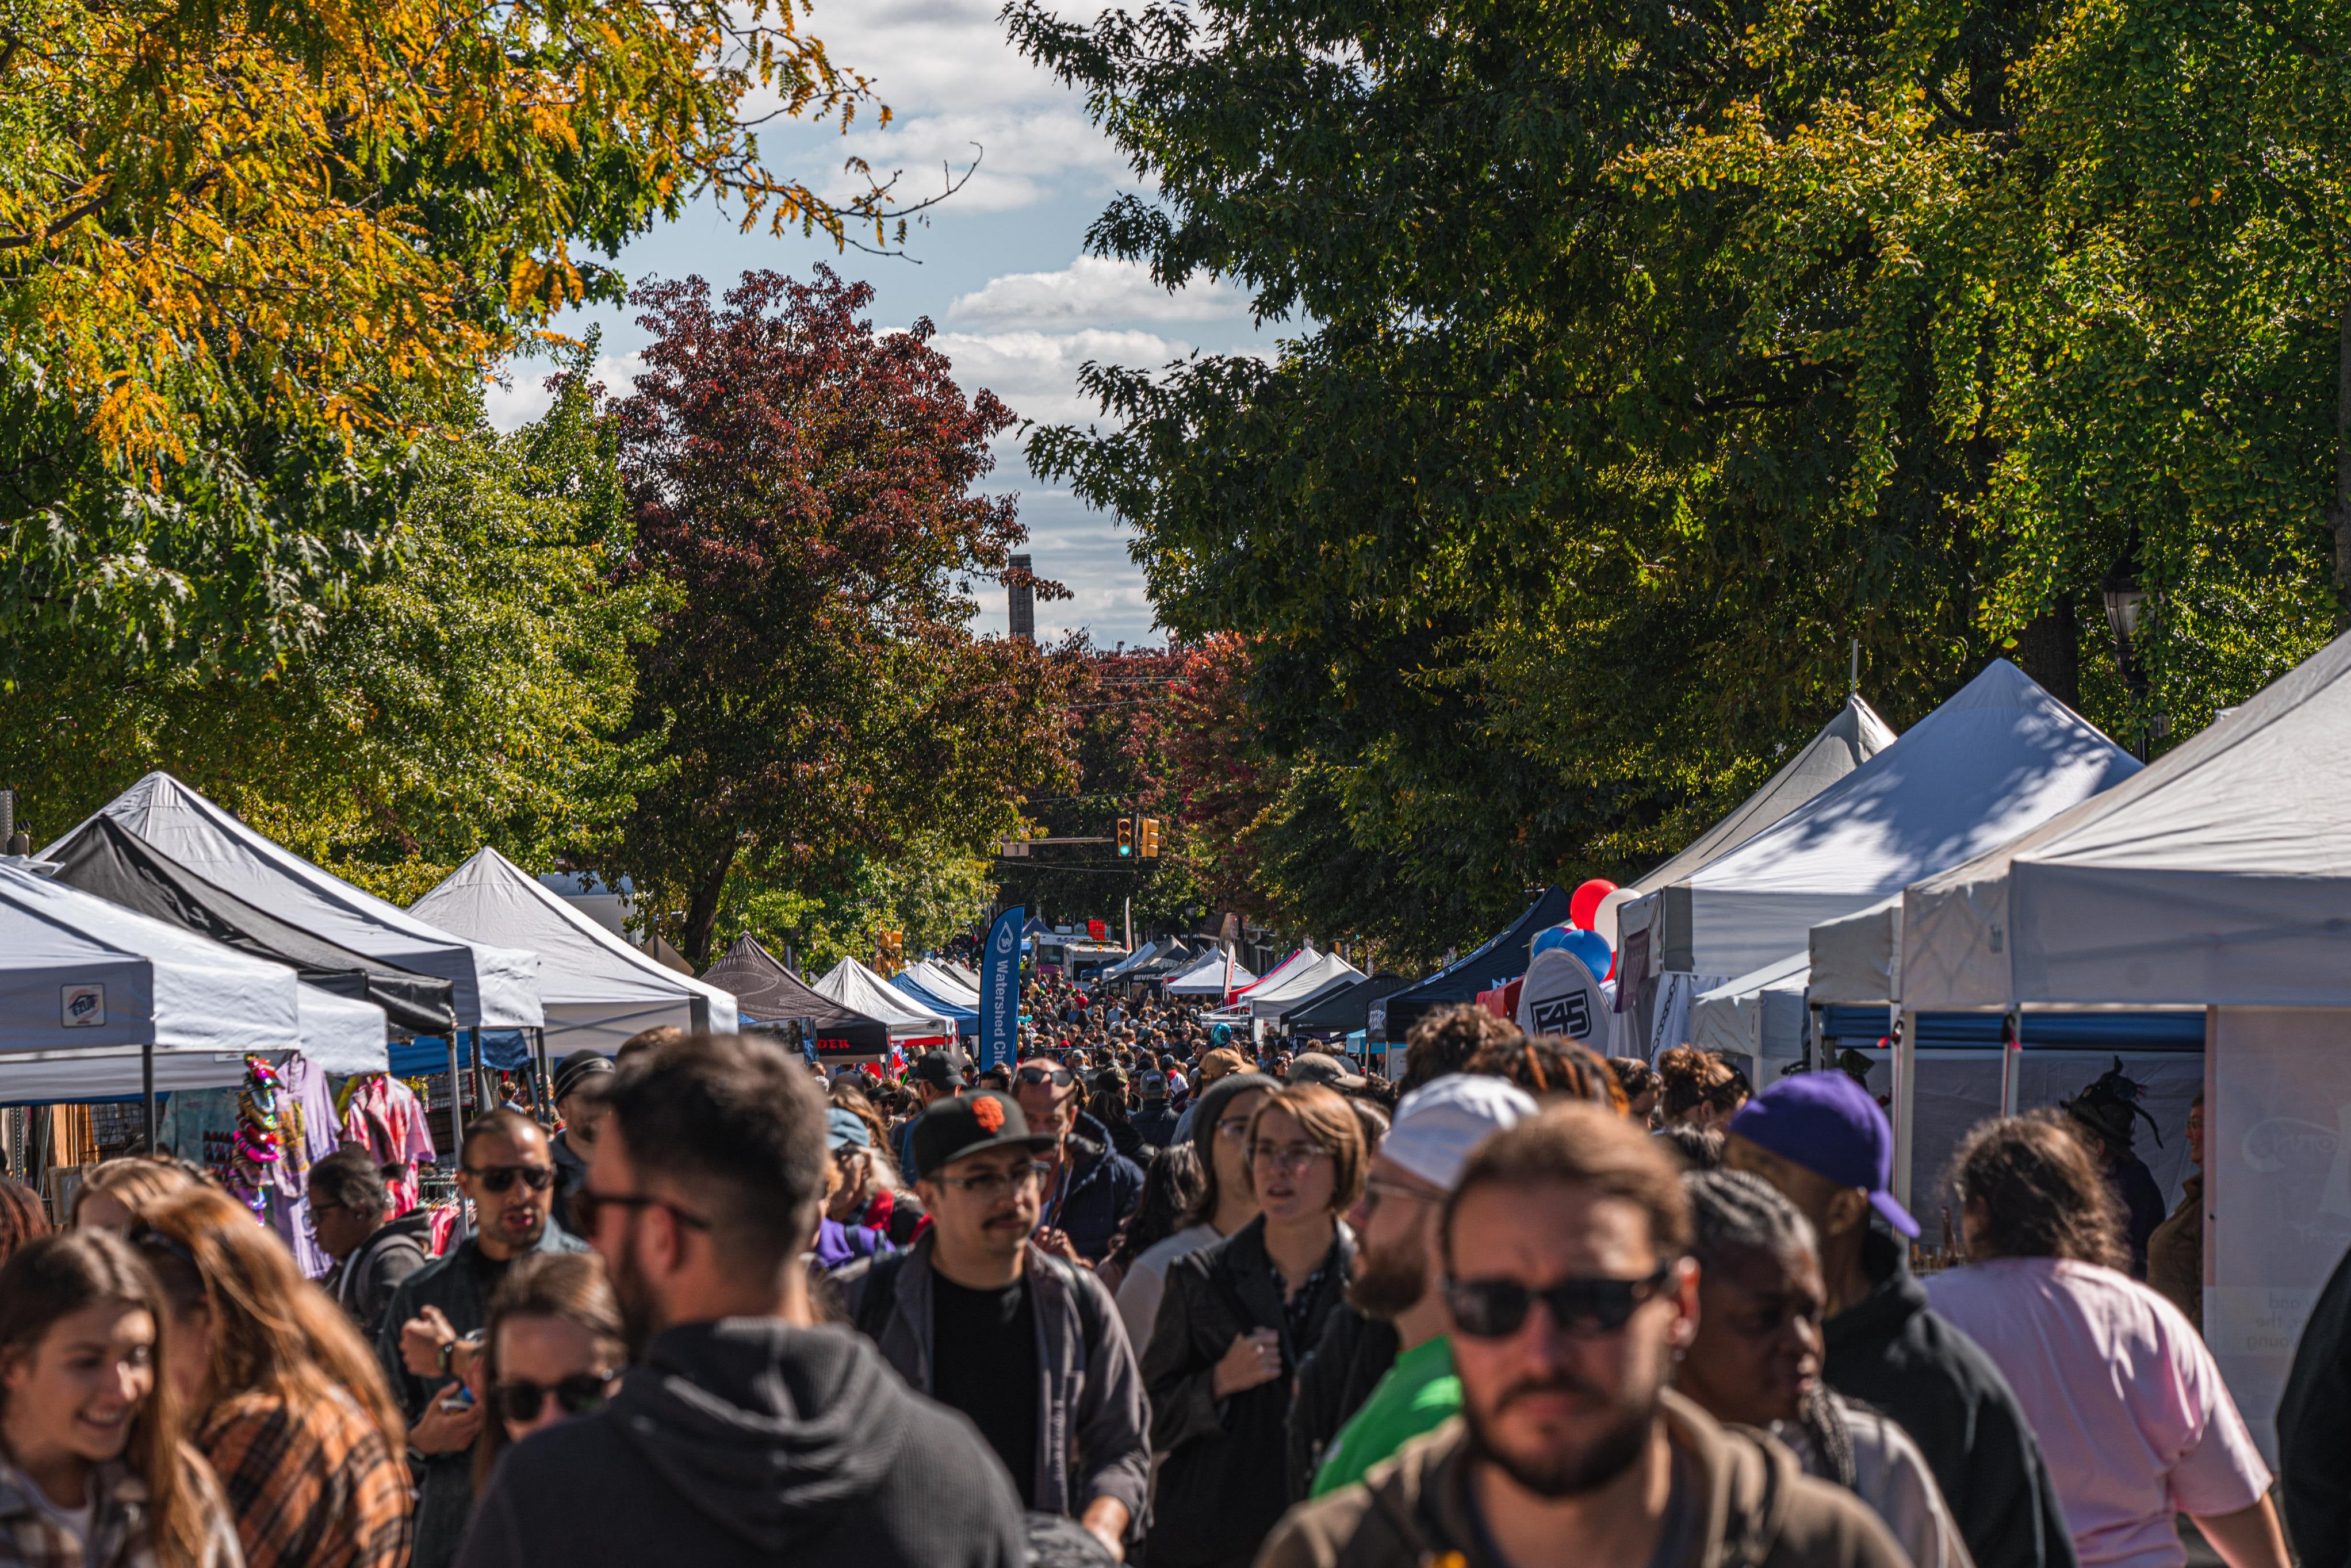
{"left": 1017, "top": 1066, "right": 1074, "bottom": 1088}
{"left": 465, "top": 1163, "right": 556, "bottom": 1194}
{"left": 491, "top": 1372, "right": 615, "bottom": 1425}
{"left": 1445, "top": 1264, "right": 1676, "bottom": 1340}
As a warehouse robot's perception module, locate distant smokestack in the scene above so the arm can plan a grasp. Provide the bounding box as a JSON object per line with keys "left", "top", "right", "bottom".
{"left": 1008, "top": 553, "right": 1035, "bottom": 642}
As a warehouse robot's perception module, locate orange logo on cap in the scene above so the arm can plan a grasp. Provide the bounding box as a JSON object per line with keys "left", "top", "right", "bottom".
{"left": 971, "top": 1098, "right": 1005, "bottom": 1133}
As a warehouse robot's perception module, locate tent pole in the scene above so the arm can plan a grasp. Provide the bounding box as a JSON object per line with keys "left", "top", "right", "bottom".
{"left": 446, "top": 1033, "right": 468, "bottom": 1243}
{"left": 141, "top": 1042, "right": 156, "bottom": 1154}
{"left": 1891, "top": 1009, "right": 1916, "bottom": 1212}
{"left": 2000, "top": 1010, "right": 2023, "bottom": 1117}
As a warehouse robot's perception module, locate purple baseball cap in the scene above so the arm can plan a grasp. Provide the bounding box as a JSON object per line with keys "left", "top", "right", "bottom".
{"left": 1726, "top": 1070, "right": 1918, "bottom": 1238}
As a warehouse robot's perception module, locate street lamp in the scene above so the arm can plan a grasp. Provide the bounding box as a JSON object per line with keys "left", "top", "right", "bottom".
{"left": 2099, "top": 545, "right": 2159, "bottom": 760}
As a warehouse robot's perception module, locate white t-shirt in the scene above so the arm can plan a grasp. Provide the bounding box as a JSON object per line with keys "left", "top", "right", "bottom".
{"left": 1928, "top": 1256, "right": 2270, "bottom": 1568}
{"left": 1115, "top": 1222, "right": 1222, "bottom": 1351}
{"left": 1775, "top": 1397, "right": 1974, "bottom": 1568}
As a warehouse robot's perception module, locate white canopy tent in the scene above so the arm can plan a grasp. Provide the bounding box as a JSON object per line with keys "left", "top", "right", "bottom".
{"left": 0, "top": 863, "right": 388, "bottom": 1102}
{"left": 1688, "top": 952, "right": 1810, "bottom": 1086}
{"left": 1096, "top": 940, "right": 1169, "bottom": 982}
{"left": 940, "top": 959, "right": 982, "bottom": 990}
{"left": 1808, "top": 896, "right": 1904, "bottom": 1006}
{"left": 1249, "top": 951, "right": 1367, "bottom": 1022}
{"left": 1164, "top": 950, "right": 1257, "bottom": 998}
{"left": 1626, "top": 661, "right": 2139, "bottom": 982}
{"left": 48, "top": 774, "right": 541, "bottom": 1030}
{"left": 900, "top": 960, "right": 982, "bottom": 1010}
{"left": 411, "top": 849, "right": 738, "bottom": 1054}
{"left": 815, "top": 959, "right": 954, "bottom": 1041}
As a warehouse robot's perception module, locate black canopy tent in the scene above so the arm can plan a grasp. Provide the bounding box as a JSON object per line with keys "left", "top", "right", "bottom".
{"left": 48, "top": 814, "right": 457, "bottom": 1039}
{"left": 701, "top": 936, "right": 891, "bottom": 1063}
{"left": 1376, "top": 886, "right": 1573, "bottom": 1042}
{"left": 1285, "top": 971, "right": 1414, "bottom": 1036}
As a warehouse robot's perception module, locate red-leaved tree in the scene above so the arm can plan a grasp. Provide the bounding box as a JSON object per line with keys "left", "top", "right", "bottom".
{"left": 605, "top": 267, "right": 1081, "bottom": 964}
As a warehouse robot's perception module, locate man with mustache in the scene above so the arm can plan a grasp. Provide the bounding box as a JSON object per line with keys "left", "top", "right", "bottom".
{"left": 844, "top": 1088, "right": 1150, "bottom": 1562}
{"left": 1257, "top": 1103, "right": 1906, "bottom": 1568}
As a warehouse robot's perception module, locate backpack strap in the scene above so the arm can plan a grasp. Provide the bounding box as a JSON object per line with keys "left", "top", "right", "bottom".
{"left": 851, "top": 1249, "right": 910, "bottom": 1343}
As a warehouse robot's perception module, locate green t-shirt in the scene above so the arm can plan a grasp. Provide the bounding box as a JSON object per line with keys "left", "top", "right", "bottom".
{"left": 1311, "top": 1334, "right": 1461, "bottom": 1497}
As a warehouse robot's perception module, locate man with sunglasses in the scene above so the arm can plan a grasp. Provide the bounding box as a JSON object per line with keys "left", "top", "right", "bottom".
{"left": 378, "top": 1108, "right": 587, "bottom": 1568}
{"left": 842, "top": 1090, "right": 1150, "bottom": 1561}
{"left": 1259, "top": 1103, "right": 1906, "bottom": 1568}
{"left": 1293, "top": 1074, "right": 1537, "bottom": 1501}
{"left": 1014, "top": 1055, "right": 1145, "bottom": 1264}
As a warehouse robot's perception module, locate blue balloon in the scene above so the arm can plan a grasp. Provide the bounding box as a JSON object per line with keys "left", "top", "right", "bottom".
{"left": 1561, "top": 927, "right": 1613, "bottom": 979}
{"left": 1530, "top": 924, "right": 1575, "bottom": 959}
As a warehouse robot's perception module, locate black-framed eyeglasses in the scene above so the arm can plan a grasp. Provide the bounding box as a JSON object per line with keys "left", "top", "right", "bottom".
{"left": 573, "top": 1187, "right": 711, "bottom": 1233}
{"left": 464, "top": 1163, "right": 556, "bottom": 1194}
{"left": 934, "top": 1162, "right": 1050, "bottom": 1201}
{"left": 1016, "top": 1066, "right": 1073, "bottom": 1088}
{"left": 1445, "top": 1264, "right": 1676, "bottom": 1340}
{"left": 490, "top": 1371, "right": 616, "bottom": 1425}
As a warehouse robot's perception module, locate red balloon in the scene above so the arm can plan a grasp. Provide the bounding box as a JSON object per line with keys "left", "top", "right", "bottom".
{"left": 1569, "top": 878, "right": 1618, "bottom": 931}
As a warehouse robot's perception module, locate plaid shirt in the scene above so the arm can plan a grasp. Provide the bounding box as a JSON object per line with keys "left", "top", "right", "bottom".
{"left": 201, "top": 1389, "right": 411, "bottom": 1568}
{"left": 0, "top": 1452, "right": 241, "bottom": 1568}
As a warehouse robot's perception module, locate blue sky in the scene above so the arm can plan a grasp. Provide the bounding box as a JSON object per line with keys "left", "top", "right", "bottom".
{"left": 485, "top": 0, "right": 1277, "bottom": 649}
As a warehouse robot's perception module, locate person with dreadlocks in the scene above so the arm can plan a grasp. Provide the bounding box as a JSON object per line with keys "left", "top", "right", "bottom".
{"left": 2060, "top": 1059, "right": 2167, "bottom": 1279}
{"left": 1678, "top": 1170, "right": 1971, "bottom": 1568}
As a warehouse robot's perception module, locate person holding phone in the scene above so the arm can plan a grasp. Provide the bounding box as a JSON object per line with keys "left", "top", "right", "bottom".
{"left": 377, "top": 1110, "right": 587, "bottom": 1568}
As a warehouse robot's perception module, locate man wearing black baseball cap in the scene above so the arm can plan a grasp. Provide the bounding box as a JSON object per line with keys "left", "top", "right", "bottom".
{"left": 843, "top": 1091, "right": 1149, "bottom": 1561}
{"left": 894, "top": 1048, "right": 969, "bottom": 1184}
{"left": 547, "top": 1051, "right": 614, "bottom": 1235}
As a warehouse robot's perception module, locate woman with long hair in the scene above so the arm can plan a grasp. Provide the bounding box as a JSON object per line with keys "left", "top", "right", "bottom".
{"left": 1146, "top": 1082, "right": 1365, "bottom": 1568}
{"left": 1929, "top": 1113, "right": 2287, "bottom": 1568}
{"left": 0, "top": 1231, "right": 239, "bottom": 1567}
{"left": 133, "top": 1185, "right": 411, "bottom": 1568}
{"left": 470, "top": 1254, "right": 625, "bottom": 1494}
{"left": 1113, "top": 1073, "right": 1273, "bottom": 1351}
{"left": 1098, "top": 1144, "right": 1206, "bottom": 1297}
{"left": 70, "top": 1160, "right": 202, "bottom": 1234}
{"left": 0, "top": 1181, "right": 48, "bottom": 1272}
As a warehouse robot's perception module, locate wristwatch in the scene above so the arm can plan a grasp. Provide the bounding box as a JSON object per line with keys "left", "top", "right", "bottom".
{"left": 435, "top": 1331, "right": 480, "bottom": 1377}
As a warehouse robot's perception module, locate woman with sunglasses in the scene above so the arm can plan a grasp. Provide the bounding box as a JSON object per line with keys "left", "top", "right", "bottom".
{"left": 133, "top": 1184, "right": 411, "bottom": 1568}
{"left": 469, "top": 1255, "right": 623, "bottom": 1495}
{"left": 1144, "top": 1082, "right": 1365, "bottom": 1568}
{"left": 0, "top": 1231, "right": 241, "bottom": 1568}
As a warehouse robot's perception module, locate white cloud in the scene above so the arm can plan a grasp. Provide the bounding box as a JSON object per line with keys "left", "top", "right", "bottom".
{"left": 930, "top": 327, "right": 1184, "bottom": 428}
{"left": 820, "top": 107, "right": 1129, "bottom": 214}
{"left": 482, "top": 350, "right": 646, "bottom": 432}
{"left": 949, "top": 254, "right": 1250, "bottom": 327}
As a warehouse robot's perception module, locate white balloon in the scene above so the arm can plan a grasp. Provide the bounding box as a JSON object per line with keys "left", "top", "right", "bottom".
{"left": 1594, "top": 887, "right": 1639, "bottom": 950}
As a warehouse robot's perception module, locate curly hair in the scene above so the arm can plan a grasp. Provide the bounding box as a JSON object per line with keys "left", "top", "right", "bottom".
{"left": 1946, "top": 1110, "right": 2127, "bottom": 1271}
{"left": 1657, "top": 1047, "right": 1747, "bottom": 1122}
{"left": 1399, "top": 1005, "right": 1523, "bottom": 1096}
{"left": 1469, "top": 1036, "right": 1628, "bottom": 1113}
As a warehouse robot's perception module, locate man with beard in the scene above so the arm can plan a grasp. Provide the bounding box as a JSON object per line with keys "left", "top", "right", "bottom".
{"left": 1258, "top": 1103, "right": 1906, "bottom": 1568}
{"left": 380, "top": 1109, "right": 587, "bottom": 1568}
{"left": 1297, "top": 1075, "right": 1536, "bottom": 1498}
{"left": 454, "top": 1033, "right": 1024, "bottom": 1568}
{"left": 841, "top": 1090, "right": 1150, "bottom": 1560}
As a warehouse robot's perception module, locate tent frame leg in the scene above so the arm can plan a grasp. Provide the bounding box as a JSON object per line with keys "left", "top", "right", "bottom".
{"left": 141, "top": 1042, "right": 156, "bottom": 1155}
{"left": 446, "top": 1033, "right": 468, "bottom": 1243}
{"left": 1891, "top": 1009, "right": 1916, "bottom": 1211}
{"left": 1999, "top": 1010, "right": 2023, "bottom": 1116}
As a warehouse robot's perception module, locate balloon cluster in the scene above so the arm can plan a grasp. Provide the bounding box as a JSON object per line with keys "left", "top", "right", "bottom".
{"left": 1530, "top": 876, "right": 1626, "bottom": 981}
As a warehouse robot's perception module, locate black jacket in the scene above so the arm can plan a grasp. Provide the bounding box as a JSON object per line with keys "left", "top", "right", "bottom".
{"left": 455, "top": 1318, "right": 1025, "bottom": 1568}
{"left": 1132, "top": 1099, "right": 1180, "bottom": 1149}
{"left": 1050, "top": 1113, "right": 1147, "bottom": 1263}
{"left": 323, "top": 1209, "right": 432, "bottom": 1339}
{"left": 1285, "top": 1302, "right": 1398, "bottom": 1502}
{"left": 1145, "top": 1216, "right": 1355, "bottom": 1568}
{"left": 2279, "top": 1242, "right": 2351, "bottom": 1568}
{"left": 1824, "top": 1226, "right": 2079, "bottom": 1568}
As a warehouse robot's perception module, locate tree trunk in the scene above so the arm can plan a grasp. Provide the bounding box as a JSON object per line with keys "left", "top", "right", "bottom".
{"left": 681, "top": 844, "right": 738, "bottom": 970}
{"left": 2332, "top": 298, "right": 2351, "bottom": 631}
{"left": 2012, "top": 593, "right": 2081, "bottom": 708}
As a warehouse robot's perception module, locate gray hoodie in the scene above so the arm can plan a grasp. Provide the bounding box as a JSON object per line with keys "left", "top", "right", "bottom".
{"left": 454, "top": 1317, "right": 1024, "bottom": 1568}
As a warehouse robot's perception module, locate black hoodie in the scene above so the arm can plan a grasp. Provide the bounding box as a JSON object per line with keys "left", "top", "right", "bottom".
{"left": 1824, "top": 1226, "right": 2079, "bottom": 1568}
{"left": 454, "top": 1317, "right": 1024, "bottom": 1568}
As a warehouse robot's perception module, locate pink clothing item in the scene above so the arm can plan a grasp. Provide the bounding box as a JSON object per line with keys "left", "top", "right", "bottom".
{"left": 339, "top": 1074, "right": 438, "bottom": 1217}
{"left": 1927, "top": 1255, "right": 2268, "bottom": 1568}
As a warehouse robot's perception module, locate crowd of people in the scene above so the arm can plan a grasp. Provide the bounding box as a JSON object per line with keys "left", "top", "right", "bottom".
{"left": 0, "top": 963, "right": 2318, "bottom": 1568}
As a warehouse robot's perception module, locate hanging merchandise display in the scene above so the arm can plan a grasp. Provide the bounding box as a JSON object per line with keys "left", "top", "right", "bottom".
{"left": 156, "top": 1054, "right": 343, "bottom": 1277}
{"left": 335, "top": 1073, "right": 438, "bottom": 1217}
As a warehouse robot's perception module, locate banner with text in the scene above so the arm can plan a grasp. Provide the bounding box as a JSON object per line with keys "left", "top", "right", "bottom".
{"left": 981, "top": 906, "right": 1024, "bottom": 1071}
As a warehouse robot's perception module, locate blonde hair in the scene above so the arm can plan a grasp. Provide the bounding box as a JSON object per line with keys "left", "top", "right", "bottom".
{"left": 71, "top": 1157, "right": 201, "bottom": 1228}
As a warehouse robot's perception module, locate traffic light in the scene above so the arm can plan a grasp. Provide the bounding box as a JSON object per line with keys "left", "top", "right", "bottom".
{"left": 1139, "top": 816, "right": 1161, "bottom": 858}
{"left": 1116, "top": 816, "right": 1134, "bottom": 857}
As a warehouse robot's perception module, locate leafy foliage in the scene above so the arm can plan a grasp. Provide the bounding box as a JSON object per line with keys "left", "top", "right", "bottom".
{"left": 602, "top": 267, "right": 1083, "bottom": 965}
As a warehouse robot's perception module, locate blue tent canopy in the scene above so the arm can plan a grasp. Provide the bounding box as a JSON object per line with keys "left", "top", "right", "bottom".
{"left": 1819, "top": 1007, "right": 2204, "bottom": 1053}
{"left": 1378, "top": 886, "right": 1574, "bottom": 1042}
{"left": 389, "top": 1029, "right": 535, "bottom": 1076}
{"left": 891, "top": 973, "right": 979, "bottom": 1039}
